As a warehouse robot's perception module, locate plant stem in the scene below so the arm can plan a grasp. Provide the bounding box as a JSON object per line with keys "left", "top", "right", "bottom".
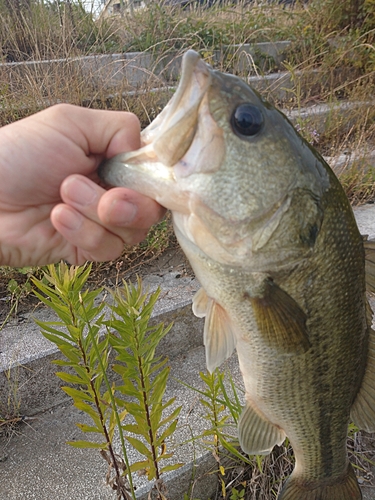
{"left": 137, "top": 352, "right": 160, "bottom": 481}
{"left": 71, "top": 304, "right": 123, "bottom": 489}
{"left": 0, "top": 299, "right": 17, "bottom": 331}
{"left": 78, "top": 335, "right": 124, "bottom": 495}
{"left": 81, "top": 297, "right": 136, "bottom": 499}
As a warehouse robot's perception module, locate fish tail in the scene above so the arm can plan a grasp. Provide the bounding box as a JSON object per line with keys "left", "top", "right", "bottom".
{"left": 278, "top": 463, "right": 362, "bottom": 500}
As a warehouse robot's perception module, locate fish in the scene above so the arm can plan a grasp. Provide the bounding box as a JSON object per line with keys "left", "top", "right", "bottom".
{"left": 98, "top": 50, "right": 375, "bottom": 499}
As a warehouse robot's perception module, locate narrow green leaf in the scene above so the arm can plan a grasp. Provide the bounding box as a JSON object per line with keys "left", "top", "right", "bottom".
{"left": 129, "top": 460, "right": 150, "bottom": 473}
{"left": 39, "top": 331, "right": 73, "bottom": 349}
{"left": 115, "top": 380, "right": 140, "bottom": 399}
{"left": 76, "top": 423, "right": 102, "bottom": 433}
{"left": 160, "top": 463, "right": 184, "bottom": 474}
{"left": 73, "top": 401, "right": 102, "bottom": 424}
{"left": 218, "top": 435, "right": 253, "bottom": 466}
{"left": 158, "top": 406, "right": 181, "bottom": 428}
{"left": 200, "top": 399, "right": 215, "bottom": 411}
{"left": 126, "top": 436, "right": 152, "bottom": 458}
{"left": 62, "top": 387, "right": 93, "bottom": 402}
{"left": 156, "top": 452, "right": 173, "bottom": 461}
{"left": 149, "top": 367, "right": 169, "bottom": 406}
{"left": 34, "top": 295, "right": 74, "bottom": 324}
{"left": 125, "top": 401, "right": 144, "bottom": 416}
{"left": 122, "top": 424, "right": 142, "bottom": 435}
{"left": 156, "top": 419, "right": 179, "bottom": 446}
{"left": 52, "top": 360, "right": 76, "bottom": 367}
{"left": 56, "top": 372, "right": 86, "bottom": 385}
{"left": 34, "top": 321, "right": 73, "bottom": 341}
{"left": 58, "top": 346, "right": 81, "bottom": 363}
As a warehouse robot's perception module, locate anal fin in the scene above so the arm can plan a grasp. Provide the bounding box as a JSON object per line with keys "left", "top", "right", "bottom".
{"left": 192, "top": 288, "right": 237, "bottom": 373}
{"left": 238, "top": 401, "right": 285, "bottom": 455}
{"left": 248, "top": 279, "right": 311, "bottom": 355}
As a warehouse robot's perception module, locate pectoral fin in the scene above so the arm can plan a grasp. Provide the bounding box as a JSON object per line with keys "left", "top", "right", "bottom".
{"left": 350, "top": 302, "right": 375, "bottom": 432}
{"left": 364, "top": 237, "right": 375, "bottom": 294}
{"left": 192, "top": 287, "right": 209, "bottom": 317}
{"left": 238, "top": 401, "right": 285, "bottom": 455}
{"left": 192, "top": 289, "right": 237, "bottom": 372}
{"left": 248, "top": 279, "right": 311, "bottom": 355}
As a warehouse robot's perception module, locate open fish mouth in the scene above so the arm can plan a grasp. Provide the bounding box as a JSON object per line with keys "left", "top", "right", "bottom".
{"left": 98, "top": 50, "right": 213, "bottom": 211}
{"left": 141, "top": 49, "right": 212, "bottom": 164}
{"left": 101, "top": 50, "right": 212, "bottom": 169}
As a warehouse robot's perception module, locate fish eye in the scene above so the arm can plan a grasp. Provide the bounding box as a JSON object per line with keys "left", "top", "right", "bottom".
{"left": 231, "top": 103, "right": 263, "bottom": 137}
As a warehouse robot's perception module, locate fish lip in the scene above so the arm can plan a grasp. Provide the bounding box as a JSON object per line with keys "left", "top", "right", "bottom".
{"left": 169, "top": 49, "right": 211, "bottom": 115}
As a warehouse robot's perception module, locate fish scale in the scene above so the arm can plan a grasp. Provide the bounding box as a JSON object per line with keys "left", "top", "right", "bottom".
{"left": 99, "top": 50, "right": 375, "bottom": 499}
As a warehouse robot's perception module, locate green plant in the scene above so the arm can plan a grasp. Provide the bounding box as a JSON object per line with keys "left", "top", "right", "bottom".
{"left": 0, "top": 266, "right": 43, "bottom": 330}
{"left": 105, "top": 279, "right": 183, "bottom": 482}
{"left": 140, "top": 218, "right": 171, "bottom": 253}
{"left": 32, "top": 263, "right": 134, "bottom": 499}
{"left": 181, "top": 368, "right": 250, "bottom": 462}
{"left": 339, "top": 163, "right": 375, "bottom": 205}
{"left": 0, "top": 365, "right": 22, "bottom": 436}
{"left": 179, "top": 368, "right": 261, "bottom": 498}
{"left": 183, "top": 494, "right": 202, "bottom": 500}
{"left": 120, "top": 1, "right": 292, "bottom": 55}
{"left": 31, "top": 263, "right": 182, "bottom": 499}
{"left": 229, "top": 486, "right": 245, "bottom": 500}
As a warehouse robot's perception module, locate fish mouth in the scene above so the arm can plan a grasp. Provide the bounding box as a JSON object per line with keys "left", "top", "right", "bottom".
{"left": 98, "top": 50, "right": 212, "bottom": 210}
{"left": 141, "top": 49, "right": 212, "bottom": 166}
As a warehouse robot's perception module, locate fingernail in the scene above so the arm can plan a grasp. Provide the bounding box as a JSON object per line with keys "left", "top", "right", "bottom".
{"left": 109, "top": 199, "right": 137, "bottom": 226}
{"left": 64, "top": 177, "right": 97, "bottom": 206}
{"left": 57, "top": 207, "right": 83, "bottom": 230}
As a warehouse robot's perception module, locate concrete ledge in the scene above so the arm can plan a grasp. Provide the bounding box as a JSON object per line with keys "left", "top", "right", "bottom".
{"left": 0, "top": 272, "right": 202, "bottom": 415}
{"left": 0, "top": 41, "right": 291, "bottom": 95}
{"left": 0, "top": 344, "right": 242, "bottom": 500}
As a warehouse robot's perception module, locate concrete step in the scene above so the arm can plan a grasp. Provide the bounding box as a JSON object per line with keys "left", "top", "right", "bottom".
{"left": 2, "top": 204, "right": 375, "bottom": 500}
{"left": 0, "top": 41, "right": 365, "bottom": 119}
{"left": 0, "top": 272, "right": 203, "bottom": 415}
{"left": 0, "top": 344, "right": 242, "bottom": 500}
{"left": 0, "top": 41, "right": 291, "bottom": 94}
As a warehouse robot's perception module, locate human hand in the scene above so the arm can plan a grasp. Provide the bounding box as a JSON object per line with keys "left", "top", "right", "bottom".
{"left": 0, "top": 104, "right": 166, "bottom": 267}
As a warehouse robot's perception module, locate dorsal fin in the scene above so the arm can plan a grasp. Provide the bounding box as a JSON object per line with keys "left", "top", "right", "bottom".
{"left": 364, "top": 237, "right": 375, "bottom": 294}
{"left": 192, "top": 288, "right": 237, "bottom": 372}
{"left": 350, "top": 300, "right": 375, "bottom": 432}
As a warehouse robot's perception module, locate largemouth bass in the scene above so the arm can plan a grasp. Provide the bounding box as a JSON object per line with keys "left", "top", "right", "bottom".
{"left": 99, "top": 50, "right": 375, "bottom": 500}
